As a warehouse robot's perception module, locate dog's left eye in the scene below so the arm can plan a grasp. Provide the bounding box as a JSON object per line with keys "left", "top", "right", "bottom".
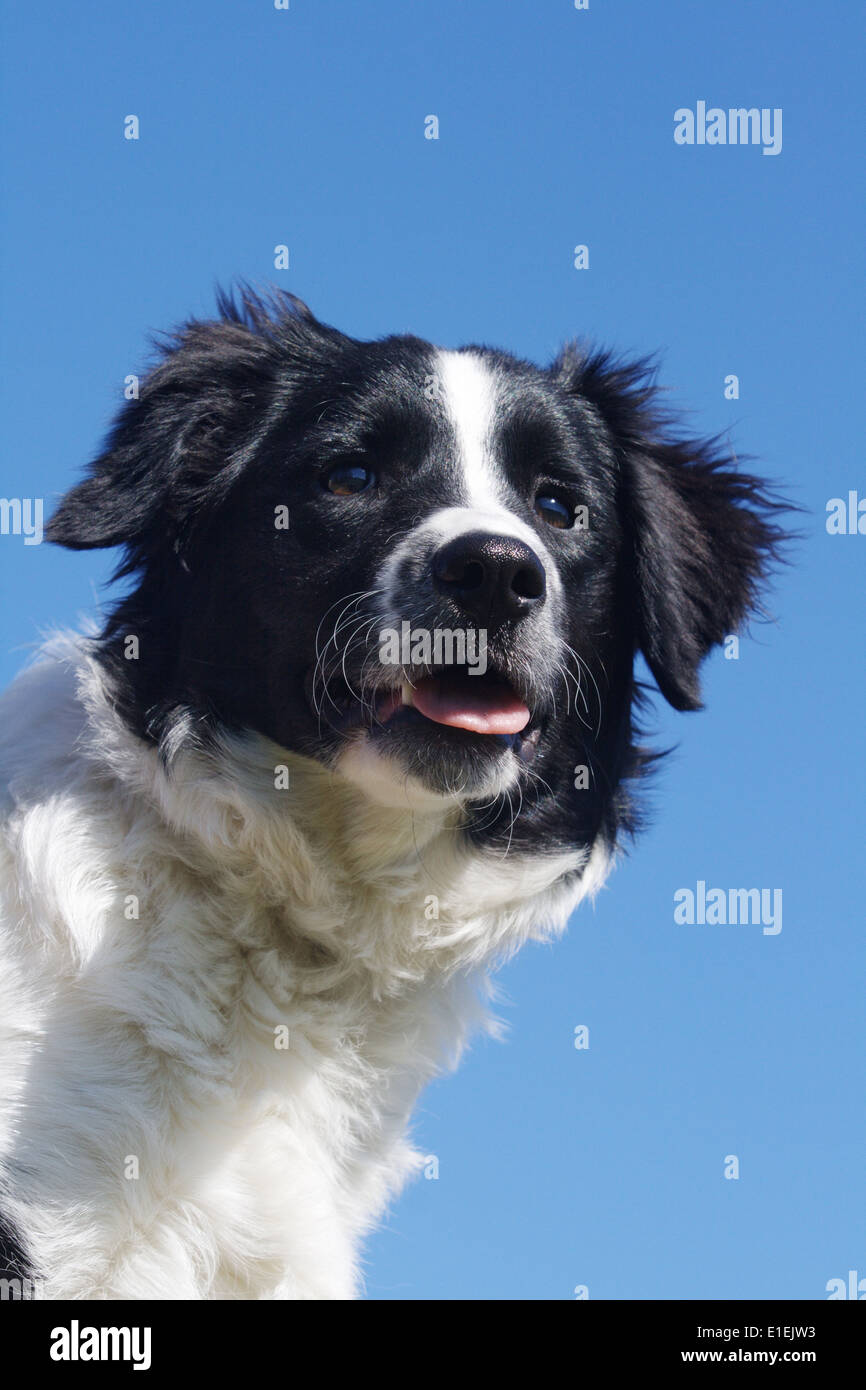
{"left": 324, "top": 465, "right": 376, "bottom": 496}
{"left": 534, "top": 494, "right": 573, "bottom": 529}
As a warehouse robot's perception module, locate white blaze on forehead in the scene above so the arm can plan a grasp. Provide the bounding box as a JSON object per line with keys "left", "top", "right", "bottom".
{"left": 435, "top": 349, "right": 505, "bottom": 511}
{"left": 377, "top": 347, "right": 562, "bottom": 602}
{"left": 432, "top": 349, "right": 559, "bottom": 588}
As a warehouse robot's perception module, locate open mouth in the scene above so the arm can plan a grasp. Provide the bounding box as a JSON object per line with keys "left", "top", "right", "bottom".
{"left": 366, "top": 667, "right": 544, "bottom": 763}
{"left": 308, "top": 663, "right": 544, "bottom": 762}
{"left": 376, "top": 671, "right": 531, "bottom": 736}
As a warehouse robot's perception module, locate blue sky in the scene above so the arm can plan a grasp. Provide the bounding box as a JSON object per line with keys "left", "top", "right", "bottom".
{"left": 1, "top": 0, "right": 863, "bottom": 1299}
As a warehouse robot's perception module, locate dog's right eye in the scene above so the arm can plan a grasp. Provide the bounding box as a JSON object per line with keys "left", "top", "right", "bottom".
{"left": 324, "top": 464, "right": 376, "bottom": 496}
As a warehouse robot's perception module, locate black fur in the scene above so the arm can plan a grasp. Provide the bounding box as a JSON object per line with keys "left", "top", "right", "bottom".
{"left": 0, "top": 1208, "right": 34, "bottom": 1289}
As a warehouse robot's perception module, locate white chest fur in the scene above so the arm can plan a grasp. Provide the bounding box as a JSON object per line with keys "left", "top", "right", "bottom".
{"left": 0, "top": 638, "right": 608, "bottom": 1298}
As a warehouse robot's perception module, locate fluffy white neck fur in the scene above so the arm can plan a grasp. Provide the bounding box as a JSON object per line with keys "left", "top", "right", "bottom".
{"left": 0, "top": 636, "right": 608, "bottom": 1298}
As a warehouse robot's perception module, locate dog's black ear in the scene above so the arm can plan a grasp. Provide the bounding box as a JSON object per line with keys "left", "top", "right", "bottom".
{"left": 46, "top": 285, "right": 328, "bottom": 557}
{"left": 555, "top": 345, "right": 788, "bottom": 710}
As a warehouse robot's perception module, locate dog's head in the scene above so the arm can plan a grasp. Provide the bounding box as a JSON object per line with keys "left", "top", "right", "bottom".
{"left": 48, "top": 288, "right": 785, "bottom": 853}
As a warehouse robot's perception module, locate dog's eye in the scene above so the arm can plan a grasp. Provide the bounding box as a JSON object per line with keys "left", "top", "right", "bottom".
{"left": 534, "top": 494, "right": 573, "bottom": 529}
{"left": 324, "top": 465, "right": 375, "bottom": 496}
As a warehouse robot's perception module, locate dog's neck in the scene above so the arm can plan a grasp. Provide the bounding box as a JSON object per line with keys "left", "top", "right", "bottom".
{"left": 155, "top": 730, "right": 595, "bottom": 982}
{"left": 3, "top": 636, "right": 611, "bottom": 1297}
{"left": 54, "top": 633, "right": 605, "bottom": 999}
{"left": 63, "top": 633, "right": 606, "bottom": 997}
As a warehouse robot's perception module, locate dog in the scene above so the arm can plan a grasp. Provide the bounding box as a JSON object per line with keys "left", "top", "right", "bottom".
{"left": 0, "top": 287, "right": 785, "bottom": 1299}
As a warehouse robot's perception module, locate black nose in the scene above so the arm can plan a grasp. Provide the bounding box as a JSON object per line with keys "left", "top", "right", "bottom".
{"left": 432, "top": 531, "right": 546, "bottom": 627}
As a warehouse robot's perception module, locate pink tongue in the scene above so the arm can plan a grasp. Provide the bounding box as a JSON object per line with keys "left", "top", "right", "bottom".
{"left": 410, "top": 676, "right": 530, "bottom": 735}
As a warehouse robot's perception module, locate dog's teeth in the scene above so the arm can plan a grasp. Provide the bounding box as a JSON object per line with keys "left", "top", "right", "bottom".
{"left": 401, "top": 681, "right": 413, "bottom": 707}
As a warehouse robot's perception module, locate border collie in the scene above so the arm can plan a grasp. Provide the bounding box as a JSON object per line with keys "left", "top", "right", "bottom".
{"left": 0, "top": 288, "right": 784, "bottom": 1299}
